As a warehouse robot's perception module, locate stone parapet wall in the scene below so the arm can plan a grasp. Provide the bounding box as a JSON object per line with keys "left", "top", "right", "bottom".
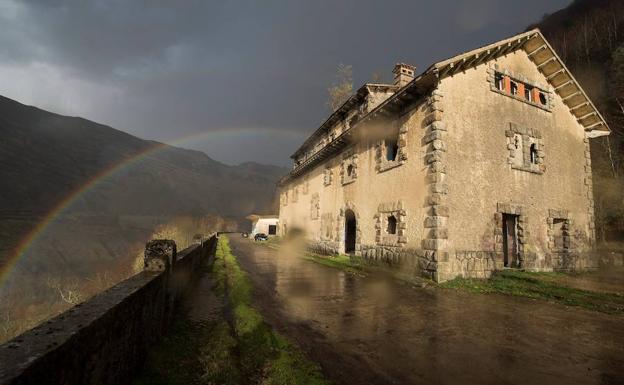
{"left": 0, "top": 234, "right": 218, "bottom": 385}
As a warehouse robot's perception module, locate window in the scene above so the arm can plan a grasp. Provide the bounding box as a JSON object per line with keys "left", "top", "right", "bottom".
{"left": 491, "top": 71, "right": 550, "bottom": 110}
{"left": 310, "top": 193, "right": 320, "bottom": 220}
{"left": 386, "top": 215, "right": 397, "bottom": 235}
{"left": 385, "top": 137, "right": 399, "bottom": 161}
{"left": 495, "top": 73, "right": 504, "bottom": 91}
{"left": 347, "top": 164, "right": 354, "bottom": 177}
{"left": 553, "top": 218, "right": 565, "bottom": 250}
{"left": 341, "top": 152, "right": 358, "bottom": 185}
{"left": 525, "top": 85, "right": 534, "bottom": 102}
{"left": 510, "top": 80, "right": 518, "bottom": 96}
{"left": 530, "top": 143, "right": 539, "bottom": 164}
{"left": 512, "top": 134, "right": 524, "bottom": 167}
{"left": 505, "top": 123, "right": 544, "bottom": 174}
{"left": 323, "top": 167, "right": 333, "bottom": 186}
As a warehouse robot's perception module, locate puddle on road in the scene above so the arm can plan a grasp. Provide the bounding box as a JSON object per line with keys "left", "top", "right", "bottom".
{"left": 229, "top": 236, "right": 624, "bottom": 385}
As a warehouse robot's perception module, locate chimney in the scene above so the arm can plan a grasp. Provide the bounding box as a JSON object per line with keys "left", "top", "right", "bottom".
{"left": 393, "top": 63, "right": 416, "bottom": 87}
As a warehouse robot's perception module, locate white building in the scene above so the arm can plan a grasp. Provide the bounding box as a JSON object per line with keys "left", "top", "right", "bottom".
{"left": 246, "top": 215, "right": 279, "bottom": 236}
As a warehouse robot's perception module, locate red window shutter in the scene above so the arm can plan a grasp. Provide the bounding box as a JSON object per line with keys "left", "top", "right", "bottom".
{"left": 504, "top": 76, "right": 511, "bottom": 94}
{"left": 518, "top": 83, "right": 525, "bottom": 99}
{"left": 532, "top": 88, "right": 540, "bottom": 103}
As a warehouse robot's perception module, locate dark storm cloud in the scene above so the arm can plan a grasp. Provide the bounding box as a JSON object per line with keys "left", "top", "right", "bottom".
{"left": 0, "top": 0, "right": 570, "bottom": 166}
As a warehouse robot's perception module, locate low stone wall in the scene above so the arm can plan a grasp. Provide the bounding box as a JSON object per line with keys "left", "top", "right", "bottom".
{"left": 0, "top": 234, "right": 218, "bottom": 385}
{"left": 307, "top": 240, "right": 340, "bottom": 255}
{"left": 308, "top": 240, "right": 437, "bottom": 279}
{"left": 452, "top": 251, "right": 501, "bottom": 279}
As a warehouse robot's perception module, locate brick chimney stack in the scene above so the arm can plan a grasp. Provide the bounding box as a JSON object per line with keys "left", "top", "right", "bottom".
{"left": 393, "top": 63, "right": 416, "bottom": 87}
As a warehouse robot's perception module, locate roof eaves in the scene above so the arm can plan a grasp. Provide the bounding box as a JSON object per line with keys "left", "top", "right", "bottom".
{"left": 290, "top": 83, "right": 398, "bottom": 159}
{"left": 428, "top": 28, "right": 610, "bottom": 135}
{"left": 290, "top": 85, "right": 368, "bottom": 159}
{"left": 279, "top": 74, "right": 435, "bottom": 185}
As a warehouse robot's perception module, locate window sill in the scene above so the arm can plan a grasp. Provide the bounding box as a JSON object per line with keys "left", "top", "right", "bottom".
{"left": 377, "top": 235, "right": 400, "bottom": 246}
{"left": 511, "top": 163, "right": 544, "bottom": 174}
{"left": 491, "top": 87, "right": 552, "bottom": 112}
{"left": 342, "top": 178, "right": 356, "bottom": 186}
{"left": 377, "top": 159, "right": 404, "bottom": 173}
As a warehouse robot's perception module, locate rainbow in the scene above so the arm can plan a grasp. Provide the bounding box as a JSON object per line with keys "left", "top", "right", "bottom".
{"left": 0, "top": 127, "right": 300, "bottom": 287}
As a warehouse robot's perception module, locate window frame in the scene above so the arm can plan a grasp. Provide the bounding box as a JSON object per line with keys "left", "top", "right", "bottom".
{"left": 489, "top": 67, "right": 552, "bottom": 112}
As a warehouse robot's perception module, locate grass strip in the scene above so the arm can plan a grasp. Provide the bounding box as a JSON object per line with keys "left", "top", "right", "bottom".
{"left": 133, "top": 308, "right": 240, "bottom": 385}
{"left": 302, "top": 253, "right": 367, "bottom": 277}
{"left": 135, "top": 236, "right": 329, "bottom": 384}
{"left": 441, "top": 269, "right": 624, "bottom": 314}
{"left": 216, "top": 235, "right": 329, "bottom": 385}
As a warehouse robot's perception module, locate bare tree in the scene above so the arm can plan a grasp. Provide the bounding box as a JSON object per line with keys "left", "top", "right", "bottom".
{"left": 327, "top": 63, "right": 353, "bottom": 111}
{"left": 370, "top": 71, "right": 385, "bottom": 83}
{"left": 46, "top": 277, "right": 84, "bottom": 305}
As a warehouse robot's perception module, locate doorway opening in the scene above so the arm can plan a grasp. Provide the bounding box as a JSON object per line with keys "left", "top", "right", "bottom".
{"left": 344, "top": 209, "right": 357, "bottom": 254}
{"left": 502, "top": 214, "right": 519, "bottom": 268}
{"left": 268, "top": 225, "right": 277, "bottom": 235}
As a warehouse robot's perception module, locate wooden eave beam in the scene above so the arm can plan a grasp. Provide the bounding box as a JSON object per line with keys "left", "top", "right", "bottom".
{"left": 554, "top": 80, "right": 574, "bottom": 91}
{"left": 577, "top": 111, "right": 597, "bottom": 121}
{"left": 499, "top": 42, "right": 517, "bottom": 57}
{"left": 546, "top": 68, "right": 566, "bottom": 80}
{"left": 439, "top": 63, "right": 454, "bottom": 78}
{"left": 570, "top": 101, "right": 590, "bottom": 111}
{"left": 536, "top": 56, "right": 557, "bottom": 69}
{"left": 451, "top": 58, "right": 467, "bottom": 75}
{"left": 480, "top": 47, "right": 500, "bottom": 64}
{"left": 584, "top": 121, "right": 604, "bottom": 130}
{"left": 462, "top": 53, "right": 480, "bottom": 71}
{"left": 562, "top": 91, "right": 582, "bottom": 102}
{"left": 526, "top": 44, "right": 547, "bottom": 57}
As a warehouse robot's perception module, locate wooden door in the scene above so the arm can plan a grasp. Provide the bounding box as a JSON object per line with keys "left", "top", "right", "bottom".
{"left": 502, "top": 214, "right": 519, "bottom": 267}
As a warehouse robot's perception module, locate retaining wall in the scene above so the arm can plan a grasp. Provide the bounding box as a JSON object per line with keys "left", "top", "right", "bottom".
{"left": 0, "top": 234, "right": 217, "bottom": 385}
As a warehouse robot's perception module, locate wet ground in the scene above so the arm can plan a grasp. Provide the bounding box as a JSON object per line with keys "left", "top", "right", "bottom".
{"left": 228, "top": 237, "right": 624, "bottom": 385}
{"left": 551, "top": 268, "right": 624, "bottom": 294}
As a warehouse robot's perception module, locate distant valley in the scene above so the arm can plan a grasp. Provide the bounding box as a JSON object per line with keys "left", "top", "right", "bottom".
{"left": 0, "top": 94, "right": 287, "bottom": 333}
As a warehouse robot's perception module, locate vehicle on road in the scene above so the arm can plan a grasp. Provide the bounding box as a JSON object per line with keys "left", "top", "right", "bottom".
{"left": 254, "top": 233, "right": 268, "bottom": 241}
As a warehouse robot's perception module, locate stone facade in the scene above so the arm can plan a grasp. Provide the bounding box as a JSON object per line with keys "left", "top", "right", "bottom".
{"left": 278, "top": 31, "right": 609, "bottom": 282}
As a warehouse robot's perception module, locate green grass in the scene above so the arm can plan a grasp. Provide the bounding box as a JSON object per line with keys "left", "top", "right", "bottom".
{"left": 215, "top": 236, "right": 329, "bottom": 385}
{"left": 135, "top": 236, "right": 329, "bottom": 385}
{"left": 133, "top": 310, "right": 240, "bottom": 385}
{"left": 252, "top": 235, "right": 282, "bottom": 250}
{"left": 441, "top": 269, "right": 624, "bottom": 314}
{"left": 303, "top": 253, "right": 367, "bottom": 277}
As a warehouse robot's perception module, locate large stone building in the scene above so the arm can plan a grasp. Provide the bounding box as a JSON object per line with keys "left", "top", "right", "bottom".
{"left": 277, "top": 29, "right": 611, "bottom": 282}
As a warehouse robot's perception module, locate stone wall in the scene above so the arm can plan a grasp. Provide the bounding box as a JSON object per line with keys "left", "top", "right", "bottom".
{"left": 0, "top": 235, "right": 218, "bottom": 385}
{"left": 439, "top": 49, "right": 597, "bottom": 280}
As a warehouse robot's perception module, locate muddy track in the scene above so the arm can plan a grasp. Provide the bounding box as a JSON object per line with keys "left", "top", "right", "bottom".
{"left": 229, "top": 237, "right": 624, "bottom": 385}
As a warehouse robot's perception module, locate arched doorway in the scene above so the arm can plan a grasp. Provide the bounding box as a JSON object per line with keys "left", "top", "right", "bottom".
{"left": 344, "top": 209, "right": 357, "bottom": 254}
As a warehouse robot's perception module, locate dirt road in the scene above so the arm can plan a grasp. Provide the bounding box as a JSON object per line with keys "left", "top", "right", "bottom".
{"left": 229, "top": 237, "right": 624, "bottom": 385}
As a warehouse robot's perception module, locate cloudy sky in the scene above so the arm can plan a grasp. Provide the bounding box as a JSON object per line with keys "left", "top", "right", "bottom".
{"left": 0, "top": 0, "right": 570, "bottom": 166}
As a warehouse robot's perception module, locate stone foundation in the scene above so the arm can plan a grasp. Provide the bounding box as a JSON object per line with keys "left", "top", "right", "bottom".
{"left": 454, "top": 251, "right": 501, "bottom": 279}
{"left": 309, "top": 240, "right": 437, "bottom": 280}
{"left": 308, "top": 240, "right": 340, "bottom": 255}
